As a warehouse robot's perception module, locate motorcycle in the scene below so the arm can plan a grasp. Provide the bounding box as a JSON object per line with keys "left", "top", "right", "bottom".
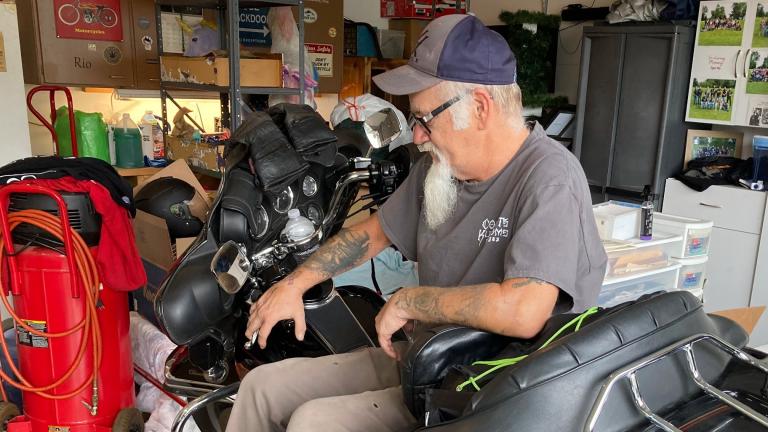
{"left": 157, "top": 105, "right": 768, "bottom": 432}
{"left": 152, "top": 105, "right": 416, "bottom": 427}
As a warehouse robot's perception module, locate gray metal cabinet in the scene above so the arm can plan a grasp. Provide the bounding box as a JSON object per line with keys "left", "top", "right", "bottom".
{"left": 574, "top": 23, "right": 695, "bottom": 206}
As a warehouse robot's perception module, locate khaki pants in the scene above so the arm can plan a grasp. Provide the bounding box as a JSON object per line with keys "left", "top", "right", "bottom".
{"left": 225, "top": 347, "right": 419, "bottom": 432}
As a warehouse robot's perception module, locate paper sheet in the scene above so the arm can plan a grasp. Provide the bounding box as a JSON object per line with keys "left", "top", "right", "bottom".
{"left": 160, "top": 13, "right": 203, "bottom": 54}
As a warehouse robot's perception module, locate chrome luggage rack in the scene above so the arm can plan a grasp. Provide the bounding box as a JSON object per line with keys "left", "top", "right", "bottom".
{"left": 584, "top": 333, "right": 768, "bottom": 432}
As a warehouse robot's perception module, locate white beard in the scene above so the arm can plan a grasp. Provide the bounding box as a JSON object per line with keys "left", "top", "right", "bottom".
{"left": 421, "top": 142, "right": 458, "bottom": 230}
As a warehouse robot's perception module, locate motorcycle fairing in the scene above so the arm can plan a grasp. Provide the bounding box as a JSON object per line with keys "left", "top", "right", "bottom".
{"left": 154, "top": 229, "right": 231, "bottom": 346}
{"left": 407, "top": 291, "right": 748, "bottom": 431}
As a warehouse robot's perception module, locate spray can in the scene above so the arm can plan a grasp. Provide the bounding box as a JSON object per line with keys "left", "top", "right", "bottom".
{"left": 640, "top": 185, "right": 654, "bottom": 241}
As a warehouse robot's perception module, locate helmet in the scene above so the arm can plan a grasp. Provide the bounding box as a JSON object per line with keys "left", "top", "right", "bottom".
{"left": 135, "top": 177, "right": 204, "bottom": 239}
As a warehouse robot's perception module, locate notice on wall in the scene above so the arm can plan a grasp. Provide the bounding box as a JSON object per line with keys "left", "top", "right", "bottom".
{"left": 54, "top": 0, "right": 123, "bottom": 42}
{"left": 0, "top": 32, "right": 6, "bottom": 73}
{"left": 306, "top": 43, "right": 333, "bottom": 77}
{"left": 160, "top": 13, "right": 203, "bottom": 54}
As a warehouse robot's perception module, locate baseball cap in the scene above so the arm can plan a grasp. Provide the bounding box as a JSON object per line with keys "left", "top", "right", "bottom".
{"left": 372, "top": 14, "right": 517, "bottom": 96}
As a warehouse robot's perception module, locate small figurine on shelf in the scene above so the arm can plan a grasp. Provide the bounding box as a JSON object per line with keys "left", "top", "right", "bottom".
{"left": 170, "top": 107, "right": 196, "bottom": 141}
{"left": 267, "top": 6, "right": 318, "bottom": 108}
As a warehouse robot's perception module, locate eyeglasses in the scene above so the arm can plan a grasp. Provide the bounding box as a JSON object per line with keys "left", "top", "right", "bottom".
{"left": 408, "top": 95, "right": 463, "bottom": 135}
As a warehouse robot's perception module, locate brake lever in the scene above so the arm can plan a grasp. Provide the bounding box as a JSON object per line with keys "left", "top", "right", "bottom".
{"left": 244, "top": 290, "right": 262, "bottom": 350}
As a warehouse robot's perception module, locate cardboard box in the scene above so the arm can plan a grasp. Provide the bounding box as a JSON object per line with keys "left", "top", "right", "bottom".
{"left": 380, "top": 0, "right": 466, "bottom": 19}
{"left": 160, "top": 54, "right": 282, "bottom": 87}
{"left": 297, "top": 0, "right": 344, "bottom": 93}
{"left": 131, "top": 160, "right": 212, "bottom": 324}
{"left": 388, "top": 19, "right": 429, "bottom": 57}
{"left": 133, "top": 160, "right": 211, "bottom": 270}
{"left": 165, "top": 134, "right": 227, "bottom": 176}
{"left": 712, "top": 306, "right": 766, "bottom": 335}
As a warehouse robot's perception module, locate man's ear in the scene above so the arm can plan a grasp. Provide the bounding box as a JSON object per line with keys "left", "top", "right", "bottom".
{"left": 472, "top": 88, "right": 493, "bottom": 130}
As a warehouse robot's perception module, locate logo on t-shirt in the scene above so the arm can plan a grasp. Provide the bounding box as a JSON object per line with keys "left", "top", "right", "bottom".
{"left": 478, "top": 217, "right": 510, "bottom": 245}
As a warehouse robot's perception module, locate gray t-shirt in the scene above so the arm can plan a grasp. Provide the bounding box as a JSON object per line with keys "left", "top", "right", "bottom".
{"left": 378, "top": 122, "right": 607, "bottom": 312}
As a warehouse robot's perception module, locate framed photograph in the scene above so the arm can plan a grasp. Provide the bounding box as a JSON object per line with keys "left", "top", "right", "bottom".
{"left": 685, "top": 129, "right": 743, "bottom": 166}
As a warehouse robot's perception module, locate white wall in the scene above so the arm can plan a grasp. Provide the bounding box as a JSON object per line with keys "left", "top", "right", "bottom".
{"left": 1, "top": 1, "right": 31, "bottom": 163}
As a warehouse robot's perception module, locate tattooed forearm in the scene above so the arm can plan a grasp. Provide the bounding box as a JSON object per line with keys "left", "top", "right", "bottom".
{"left": 301, "top": 228, "right": 370, "bottom": 279}
{"left": 395, "top": 285, "right": 491, "bottom": 327}
{"left": 393, "top": 278, "right": 554, "bottom": 332}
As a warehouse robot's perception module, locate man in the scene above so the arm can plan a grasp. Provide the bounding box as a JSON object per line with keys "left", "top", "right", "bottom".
{"left": 226, "top": 14, "right": 607, "bottom": 432}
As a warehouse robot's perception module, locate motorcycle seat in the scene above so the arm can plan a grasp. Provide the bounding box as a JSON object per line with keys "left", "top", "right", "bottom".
{"left": 402, "top": 291, "right": 748, "bottom": 431}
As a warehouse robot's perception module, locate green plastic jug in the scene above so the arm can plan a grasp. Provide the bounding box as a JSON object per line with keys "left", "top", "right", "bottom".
{"left": 114, "top": 114, "right": 144, "bottom": 168}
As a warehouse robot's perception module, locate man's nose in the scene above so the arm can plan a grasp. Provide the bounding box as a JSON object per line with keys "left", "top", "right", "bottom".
{"left": 412, "top": 124, "right": 430, "bottom": 145}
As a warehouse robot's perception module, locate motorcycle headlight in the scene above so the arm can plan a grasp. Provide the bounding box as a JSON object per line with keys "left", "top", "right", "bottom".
{"left": 272, "top": 187, "right": 295, "bottom": 213}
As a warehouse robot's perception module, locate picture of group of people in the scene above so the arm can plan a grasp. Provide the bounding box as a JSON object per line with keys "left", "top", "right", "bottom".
{"left": 685, "top": 130, "right": 742, "bottom": 165}
{"left": 689, "top": 78, "right": 736, "bottom": 121}
{"left": 747, "top": 50, "right": 768, "bottom": 94}
{"left": 755, "top": 3, "right": 768, "bottom": 47}
{"left": 699, "top": 2, "right": 747, "bottom": 46}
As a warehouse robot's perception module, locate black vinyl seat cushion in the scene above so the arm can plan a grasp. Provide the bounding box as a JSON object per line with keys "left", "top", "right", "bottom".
{"left": 401, "top": 291, "right": 748, "bottom": 432}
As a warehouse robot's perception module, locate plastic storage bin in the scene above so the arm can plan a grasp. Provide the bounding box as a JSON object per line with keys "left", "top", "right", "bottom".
{"left": 603, "top": 231, "right": 683, "bottom": 278}
{"left": 598, "top": 264, "right": 681, "bottom": 308}
{"left": 593, "top": 201, "right": 640, "bottom": 241}
{"left": 672, "top": 256, "right": 708, "bottom": 292}
{"left": 377, "top": 29, "right": 406, "bottom": 59}
{"left": 654, "top": 213, "right": 713, "bottom": 258}
{"left": 753, "top": 135, "right": 768, "bottom": 182}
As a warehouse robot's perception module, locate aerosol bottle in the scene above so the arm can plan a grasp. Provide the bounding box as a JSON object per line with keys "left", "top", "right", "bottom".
{"left": 280, "top": 209, "right": 319, "bottom": 264}
{"left": 640, "top": 185, "right": 655, "bottom": 241}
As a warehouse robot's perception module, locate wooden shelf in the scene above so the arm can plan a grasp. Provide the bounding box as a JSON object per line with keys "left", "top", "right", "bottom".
{"left": 341, "top": 57, "right": 410, "bottom": 117}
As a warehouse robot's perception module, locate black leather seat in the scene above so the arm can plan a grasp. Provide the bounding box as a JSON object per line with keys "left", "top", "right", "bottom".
{"left": 401, "top": 291, "right": 748, "bottom": 431}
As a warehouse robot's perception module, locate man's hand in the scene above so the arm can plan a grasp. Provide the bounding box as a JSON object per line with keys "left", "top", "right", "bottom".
{"left": 375, "top": 289, "right": 412, "bottom": 359}
{"left": 246, "top": 275, "right": 307, "bottom": 349}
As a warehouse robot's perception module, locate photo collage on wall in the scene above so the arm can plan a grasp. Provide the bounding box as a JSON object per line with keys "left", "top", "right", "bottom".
{"left": 747, "top": 3, "right": 768, "bottom": 126}
{"left": 689, "top": 1, "right": 746, "bottom": 122}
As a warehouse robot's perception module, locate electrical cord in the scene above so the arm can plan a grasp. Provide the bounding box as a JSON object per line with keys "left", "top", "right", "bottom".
{"left": 0, "top": 209, "right": 102, "bottom": 403}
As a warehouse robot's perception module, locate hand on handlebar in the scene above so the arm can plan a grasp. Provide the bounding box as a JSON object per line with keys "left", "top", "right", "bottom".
{"left": 246, "top": 276, "right": 307, "bottom": 349}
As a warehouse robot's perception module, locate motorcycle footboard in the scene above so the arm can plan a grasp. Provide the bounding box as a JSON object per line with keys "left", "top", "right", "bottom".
{"left": 304, "top": 291, "right": 377, "bottom": 354}
{"left": 584, "top": 334, "right": 768, "bottom": 432}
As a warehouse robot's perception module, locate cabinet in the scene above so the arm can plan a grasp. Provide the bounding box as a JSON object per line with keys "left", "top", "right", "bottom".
{"left": 17, "top": 0, "right": 136, "bottom": 88}
{"left": 663, "top": 178, "right": 768, "bottom": 345}
{"left": 157, "top": 0, "right": 305, "bottom": 131}
{"left": 686, "top": 0, "right": 768, "bottom": 127}
{"left": 574, "top": 23, "right": 694, "bottom": 206}
{"left": 130, "top": 0, "right": 161, "bottom": 90}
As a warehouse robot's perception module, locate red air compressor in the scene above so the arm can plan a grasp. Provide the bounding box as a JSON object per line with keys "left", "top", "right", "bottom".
{"left": 0, "top": 184, "right": 141, "bottom": 432}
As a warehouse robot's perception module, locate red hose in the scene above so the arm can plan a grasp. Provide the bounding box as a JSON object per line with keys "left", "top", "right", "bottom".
{"left": 0, "top": 209, "right": 102, "bottom": 400}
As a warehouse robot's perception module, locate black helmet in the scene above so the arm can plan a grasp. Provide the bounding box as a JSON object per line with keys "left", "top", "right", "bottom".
{"left": 135, "top": 177, "right": 204, "bottom": 239}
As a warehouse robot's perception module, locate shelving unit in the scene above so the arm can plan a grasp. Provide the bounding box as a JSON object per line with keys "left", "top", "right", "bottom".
{"left": 154, "top": 0, "right": 306, "bottom": 131}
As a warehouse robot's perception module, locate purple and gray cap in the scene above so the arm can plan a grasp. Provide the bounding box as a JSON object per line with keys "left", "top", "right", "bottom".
{"left": 372, "top": 14, "right": 517, "bottom": 96}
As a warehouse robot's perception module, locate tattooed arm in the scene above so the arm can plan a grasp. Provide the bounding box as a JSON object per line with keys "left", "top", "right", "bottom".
{"left": 247, "top": 214, "right": 392, "bottom": 348}
{"left": 375, "top": 278, "right": 560, "bottom": 358}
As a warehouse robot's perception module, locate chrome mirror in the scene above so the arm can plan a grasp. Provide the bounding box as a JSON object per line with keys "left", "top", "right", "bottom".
{"left": 363, "top": 108, "right": 402, "bottom": 149}
{"left": 210, "top": 241, "right": 252, "bottom": 294}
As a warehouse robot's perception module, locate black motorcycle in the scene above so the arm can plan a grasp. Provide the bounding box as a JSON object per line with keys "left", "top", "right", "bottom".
{"left": 152, "top": 105, "right": 415, "bottom": 427}
{"left": 156, "top": 105, "right": 768, "bottom": 432}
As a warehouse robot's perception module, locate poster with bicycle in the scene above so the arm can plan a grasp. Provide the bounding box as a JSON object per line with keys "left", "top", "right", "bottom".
{"left": 54, "top": 0, "right": 123, "bottom": 42}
